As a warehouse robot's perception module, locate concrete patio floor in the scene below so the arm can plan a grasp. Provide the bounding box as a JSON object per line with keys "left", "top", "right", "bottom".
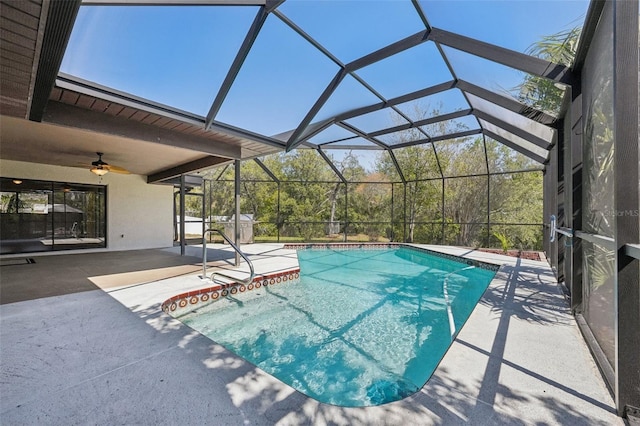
{"left": 0, "top": 244, "right": 622, "bottom": 425}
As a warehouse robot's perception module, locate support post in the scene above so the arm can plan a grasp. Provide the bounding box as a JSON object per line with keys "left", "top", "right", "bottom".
{"left": 391, "top": 184, "right": 395, "bottom": 242}
{"left": 441, "top": 179, "right": 445, "bottom": 244}
{"left": 277, "top": 182, "right": 281, "bottom": 243}
{"left": 234, "top": 160, "right": 241, "bottom": 267}
{"left": 483, "top": 135, "right": 491, "bottom": 247}
{"left": 344, "top": 182, "right": 348, "bottom": 242}
{"left": 403, "top": 182, "right": 407, "bottom": 242}
{"left": 201, "top": 188, "right": 206, "bottom": 243}
{"left": 570, "top": 87, "right": 583, "bottom": 312}
{"left": 179, "top": 174, "right": 186, "bottom": 256}
{"left": 208, "top": 179, "right": 213, "bottom": 243}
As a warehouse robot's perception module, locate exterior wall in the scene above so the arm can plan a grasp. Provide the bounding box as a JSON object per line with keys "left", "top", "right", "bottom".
{"left": 1, "top": 159, "right": 174, "bottom": 252}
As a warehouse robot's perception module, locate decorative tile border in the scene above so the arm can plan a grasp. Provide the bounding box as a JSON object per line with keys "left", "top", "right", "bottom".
{"left": 162, "top": 268, "right": 300, "bottom": 317}
{"left": 284, "top": 243, "right": 400, "bottom": 251}
{"left": 283, "top": 243, "right": 499, "bottom": 272}
{"left": 407, "top": 246, "right": 500, "bottom": 272}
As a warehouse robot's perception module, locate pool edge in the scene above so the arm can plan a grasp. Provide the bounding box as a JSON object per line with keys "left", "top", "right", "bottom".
{"left": 283, "top": 242, "right": 500, "bottom": 272}
{"left": 162, "top": 267, "right": 301, "bottom": 317}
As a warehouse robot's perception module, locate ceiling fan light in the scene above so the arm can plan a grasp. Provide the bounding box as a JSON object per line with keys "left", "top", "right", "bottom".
{"left": 90, "top": 166, "right": 109, "bottom": 176}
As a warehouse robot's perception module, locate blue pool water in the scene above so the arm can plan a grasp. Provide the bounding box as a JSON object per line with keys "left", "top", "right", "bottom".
{"left": 181, "top": 247, "right": 496, "bottom": 406}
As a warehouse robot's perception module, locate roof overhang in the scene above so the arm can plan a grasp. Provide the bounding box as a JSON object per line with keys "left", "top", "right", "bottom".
{"left": 0, "top": 0, "right": 283, "bottom": 181}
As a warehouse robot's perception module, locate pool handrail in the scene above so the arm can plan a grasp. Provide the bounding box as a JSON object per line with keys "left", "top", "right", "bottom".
{"left": 442, "top": 265, "right": 476, "bottom": 341}
{"left": 202, "top": 229, "right": 255, "bottom": 285}
{"left": 549, "top": 214, "right": 573, "bottom": 243}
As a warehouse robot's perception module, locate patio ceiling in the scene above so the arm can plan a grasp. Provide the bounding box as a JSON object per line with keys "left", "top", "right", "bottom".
{"left": 0, "top": 0, "right": 590, "bottom": 180}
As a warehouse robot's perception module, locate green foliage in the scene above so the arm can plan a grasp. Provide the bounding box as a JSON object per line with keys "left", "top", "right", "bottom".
{"left": 515, "top": 26, "right": 581, "bottom": 115}
{"left": 492, "top": 231, "right": 511, "bottom": 253}
{"left": 198, "top": 140, "right": 544, "bottom": 248}
{"left": 198, "top": 100, "right": 544, "bottom": 249}
{"left": 376, "top": 137, "right": 443, "bottom": 242}
{"left": 1, "top": 193, "right": 23, "bottom": 213}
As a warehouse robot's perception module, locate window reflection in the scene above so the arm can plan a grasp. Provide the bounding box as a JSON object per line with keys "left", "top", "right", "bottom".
{"left": 0, "top": 178, "right": 106, "bottom": 254}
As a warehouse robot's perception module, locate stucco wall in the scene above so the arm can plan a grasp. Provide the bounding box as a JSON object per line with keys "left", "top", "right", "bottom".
{"left": 1, "top": 159, "right": 174, "bottom": 252}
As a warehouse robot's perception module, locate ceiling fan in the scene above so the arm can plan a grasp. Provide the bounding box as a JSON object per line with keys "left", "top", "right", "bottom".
{"left": 90, "top": 152, "right": 130, "bottom": 176}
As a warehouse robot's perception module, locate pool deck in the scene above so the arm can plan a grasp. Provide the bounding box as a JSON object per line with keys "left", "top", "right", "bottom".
{"left": 0, "top": 243, "right": 622, "bottom": 425}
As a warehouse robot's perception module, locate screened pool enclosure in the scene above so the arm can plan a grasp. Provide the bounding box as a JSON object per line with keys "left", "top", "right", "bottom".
{"left": 1, "top": 0, "right": 638, "bottom": 420}
{"left": 180, "top": 153, "right": 544, "bottom": 250}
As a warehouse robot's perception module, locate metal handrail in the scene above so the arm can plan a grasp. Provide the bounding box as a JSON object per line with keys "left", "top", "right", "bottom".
{"left": 442, "top": 265, "right": 476, "bottom": 340}
{"left": 550, "top": 214, "right": 574, "bottom": 242}
{"left": 625, "top": 243, "right": 640, "bottom": 260}
{"left": 202, "top": 229, "right": 255, "bottom": 285}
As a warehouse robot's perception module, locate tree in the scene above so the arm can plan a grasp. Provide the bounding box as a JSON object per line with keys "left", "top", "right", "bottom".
{"left": 350, "top": 172, "right": 392, "bottom": 241}
{"left": 280, "top": 149, "right": 339, "bottom": 240}
{"left": 202, "top": 164, "right": 235, "bottom": 219}
{"left": 441, "top": 137, "right": 490, "bottom": 246}
{"left": 375, "top": 102, "right": 470, "bottom": 243}
{"left": 328, "top": 150, "right": 366, "bottom": 235}
{"left": 376, "top": 143, "right": 442, "bottom": 242}
{"left": 486, "top": 139, "right": 543, "bottom": 249}
{"left": 238, "top": 160, "right": 279, "bottom": 237}
{"left": 515, "top": 26, "right": 581, "bottom": 115}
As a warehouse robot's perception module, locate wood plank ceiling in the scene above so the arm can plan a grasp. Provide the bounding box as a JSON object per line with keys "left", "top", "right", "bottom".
{"left": 0, "top": 0, "right": 44, "bottom": 118}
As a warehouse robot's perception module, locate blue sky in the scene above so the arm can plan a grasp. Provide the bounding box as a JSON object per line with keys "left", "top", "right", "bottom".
{"left": 61, "top": 6, "right": 257, "bottom": 115}
{"left": 421, "top": 0, "right": 588, "bottom": 52}
{"left": 60, "top": 0, "right": 589, "bottom": 145}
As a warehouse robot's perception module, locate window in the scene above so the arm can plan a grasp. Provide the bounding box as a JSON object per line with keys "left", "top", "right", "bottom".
{"left": 0, "top": 178, "right": 106, "bottom": 254}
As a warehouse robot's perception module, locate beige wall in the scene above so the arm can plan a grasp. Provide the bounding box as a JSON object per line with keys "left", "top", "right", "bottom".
{"left": 1, "top": 159, "right": 174, "bottom": 252}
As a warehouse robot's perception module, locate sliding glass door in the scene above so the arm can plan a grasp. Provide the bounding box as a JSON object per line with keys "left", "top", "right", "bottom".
{"left": 0, "top": 178, "right": 106, "bottom": 254}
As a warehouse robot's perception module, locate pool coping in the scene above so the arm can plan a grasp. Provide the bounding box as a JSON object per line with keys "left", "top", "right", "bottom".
{"left": 162, "top": 243, "right": 500, "bottom": 318}
{"left": 284, "top": 242, "right": 500, "bottom": 272}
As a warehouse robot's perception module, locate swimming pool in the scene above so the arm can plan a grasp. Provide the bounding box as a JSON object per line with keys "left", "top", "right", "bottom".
{"left": 176, "top": 246, "right": 497, "bottom": 407}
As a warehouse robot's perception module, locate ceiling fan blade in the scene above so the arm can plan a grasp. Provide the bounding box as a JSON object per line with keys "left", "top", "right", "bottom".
{"left": 104, "top": 164, "right": 130, "bottom": 174}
